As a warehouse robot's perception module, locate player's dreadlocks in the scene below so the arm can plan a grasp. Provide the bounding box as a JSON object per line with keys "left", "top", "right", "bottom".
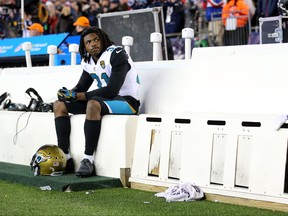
{"left": 79, "top": 26, "right": 114, "bottom": 63}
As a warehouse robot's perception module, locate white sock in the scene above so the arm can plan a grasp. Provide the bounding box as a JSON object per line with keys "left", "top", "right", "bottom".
{"left": 274, "top": 115, "right": 288, "bottom": 131}
{"left": 66, "top": 153, "right": 71, "bottom": 160}
{"left": 83, "top": 154, "right": 94, "bottom": 164}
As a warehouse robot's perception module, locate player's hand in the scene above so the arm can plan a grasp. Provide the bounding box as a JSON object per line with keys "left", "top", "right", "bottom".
{"left": 57, "top": 87, "right": 77, "bottom": 103}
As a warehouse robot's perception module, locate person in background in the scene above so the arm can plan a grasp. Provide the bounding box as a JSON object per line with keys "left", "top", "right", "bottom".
{"left": 22, "top": 12, "right": 33, "bottom": 38}
{"left": 72, "top": 16, "right": 90, "bottom": 35}
{"left": 117, "top": 0, "right": 134, "bottom": 11}
{"left": 86, "top": 0, "right": 101, "bottom": 27}
{"left": 108, "top": 0, "right": 121, "bottom": 12}
{"left": 205, "top": 0, "right": 224, "bottom": 46}
{"left": 257, "top": 0, "right": 279, "bottom": 19}
{"left": 222, "top": 0, "right": 249, "bottom": 28}
{"left": 46, "top": 1, "right": 59, "bottom": 34}
{"left": 70, "top": 0, "right": 82, "bottom": 20}
{"left": 53, "top": 27, "right": 140, "bottom": 177}
{"left": 184, "top": 0, "right": 200, "bottom": 31}
{"left": 163, "top": 0, "right": 185, "bottom": 35}
{"left": 27, "top": 22, "right": 44, "bottom": 36}
{"left": 222, "top": 0, "right": 249, "bottom": 45}
{"left": 99, "top": 0, "right": 111, "bottom": 13}
{"left": 56, "top": 4, "right": 74, "bottom": 34}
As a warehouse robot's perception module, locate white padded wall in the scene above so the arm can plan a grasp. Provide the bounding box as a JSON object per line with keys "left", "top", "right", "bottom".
{"left": 130, "top": 113, "right": 288, "bottom": 204}
{"left": 0, "top": 65, "right": 82, "bottom": 105}
{"left": 135, "top": 43, "right": 288, "bottom": 116}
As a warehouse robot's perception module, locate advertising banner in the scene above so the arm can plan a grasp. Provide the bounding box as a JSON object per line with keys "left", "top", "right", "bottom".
{"left": 0, "top": 33, "right": 69, "bottom": 58}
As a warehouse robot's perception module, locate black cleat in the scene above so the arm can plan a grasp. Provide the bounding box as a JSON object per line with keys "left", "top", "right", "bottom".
{"left": 65, "top": 158, "right": 75, "bottom": 174}
{"left": 76, "top": 159, "right": 96, "bottom": 178}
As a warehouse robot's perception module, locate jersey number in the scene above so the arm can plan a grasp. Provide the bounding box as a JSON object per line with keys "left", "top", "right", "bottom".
{"left": 90, "top": 73, "right": 109, "bottom": 88}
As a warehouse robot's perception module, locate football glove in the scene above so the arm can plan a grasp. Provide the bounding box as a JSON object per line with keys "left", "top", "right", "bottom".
{"left": 57, "top": 87, "right": 77, "bottom": 103}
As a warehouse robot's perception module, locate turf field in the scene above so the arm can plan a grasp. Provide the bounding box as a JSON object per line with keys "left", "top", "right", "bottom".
{"left": 0, "top": 180, "right": 287, "bottom": 216}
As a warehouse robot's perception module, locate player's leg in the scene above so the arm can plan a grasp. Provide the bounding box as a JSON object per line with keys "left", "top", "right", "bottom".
{"left": 76, "top": 99, "right": 102, "bottom": 177}
{"left": 76, "top": 95, "right": 139, "bottom": 177}
{"left": 53, "top": 101, "right": 70, "bottom": 156}
{"left": 54, "top": 100, "right": 87, "bottom": 173}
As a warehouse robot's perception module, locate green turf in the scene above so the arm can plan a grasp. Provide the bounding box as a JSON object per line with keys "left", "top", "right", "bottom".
{"left": 0, "top": 162, "right": 122, "bottom": 191}
{"left": 0, "top": 180, "right": 287, "bottom": 216}
{"left": 0, "top": 162, "right": 287, "bottom": 215}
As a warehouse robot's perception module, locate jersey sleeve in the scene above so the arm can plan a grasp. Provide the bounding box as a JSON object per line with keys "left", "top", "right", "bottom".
{"left": 72, "top": 70, "right": 94, "bottom": 92}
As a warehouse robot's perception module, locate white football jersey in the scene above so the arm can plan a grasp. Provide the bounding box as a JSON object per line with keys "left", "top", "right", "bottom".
{"left": 81, "top": 45, "right": 140, "bottom": 100}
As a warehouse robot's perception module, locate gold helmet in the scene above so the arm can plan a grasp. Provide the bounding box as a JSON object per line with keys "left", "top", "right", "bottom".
{"left": 30, "top": 145, "right": 67, "bottom": 176}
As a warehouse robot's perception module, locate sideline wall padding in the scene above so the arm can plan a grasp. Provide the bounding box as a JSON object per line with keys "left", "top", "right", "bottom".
{"left": 130, "top": 113, "right": 288, "bottom": 205}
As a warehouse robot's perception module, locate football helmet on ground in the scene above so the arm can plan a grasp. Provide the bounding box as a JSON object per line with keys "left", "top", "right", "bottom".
{"left": 30, "top": 144, "right": 67, "bottom": 176}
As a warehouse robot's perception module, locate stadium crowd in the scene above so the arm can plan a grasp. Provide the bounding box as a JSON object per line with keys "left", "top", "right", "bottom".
{"left": 0, "top": 0, "right": 283, "bottom": 39}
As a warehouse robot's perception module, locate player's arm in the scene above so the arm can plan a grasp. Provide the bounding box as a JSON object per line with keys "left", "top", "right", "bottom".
{"left": 85, "top": 47, "right": 130, "bottom": 99}
{"left": 72, "top": 70, "right": 94, "bottom": 101}
{"left": 57, "top": 70, "right": 93, "bottom": 102}
{"left": 72, "top": 70, "right": 94, "bottom": 92}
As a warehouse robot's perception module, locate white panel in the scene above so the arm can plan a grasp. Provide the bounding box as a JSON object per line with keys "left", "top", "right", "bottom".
{"left": 235, "top": 135, "right": 252, "bottom": 187}
{"left": 130, "top": 115, "right": 163, "bottom": 179}
{"left": 168, "top": 131, "right": 182, "bottom": 179}
{"left": 248, "top": 129, "right": 288, "bottom": 196}
{"left": 210, "top": 134, "right": 226, "bottom": 184}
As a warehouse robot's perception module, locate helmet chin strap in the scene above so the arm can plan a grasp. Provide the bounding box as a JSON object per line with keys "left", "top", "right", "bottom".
{"left": 33, "top": 166, "right": 40, "bottom": 176}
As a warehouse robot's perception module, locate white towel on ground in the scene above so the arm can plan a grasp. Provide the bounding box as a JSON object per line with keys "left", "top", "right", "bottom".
{"left": 155, "top": 182, "right": 204, "bottom": 202}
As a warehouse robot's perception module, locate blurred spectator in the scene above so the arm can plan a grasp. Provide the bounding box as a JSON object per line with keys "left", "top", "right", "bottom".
{"left": 0, "top": 6, "right": 20, "bottom": 38}
{"left": 56, "top": 4, "right": 74, "bottom": 34}
{"left": 24, "top": 0, "right": 41, "bottom": 23}
{"left": 117, "top": 0, "right": 134, "bottom": 11}
{"left": 205, "top": 0, "right": 224, "bottom": 22}
{"left": 147, "top": 0, "right": 165, "bottom": 8}
{"left": 70, "top": 0, "right": 83, "bottom": 20}
{"left": 99, "top": 0, "right": 110, "bottom": 13}
{"left": 222, "top": 0, "right": 249, "bottom": 28}
{"left": 205, "top": 0, "right": 224, "bottom": 45}
{"left": 23, "top": 12, "right": 33, "bottom": 37}
{"left": 86, "top": 0, "right": 101, "bottom": 27}
{"left": 222, "top": 0, "right": 249, "bottom": 45}
{"left": 256, "top": 0, "right": 279, "bottom": 19}
{"left": 27, "top": 22, "right": 44, "bottom": 36}
{"left": 72, "top": 15, "right": 90, "bottom": 35}
{"left": 81, "top": 0, "right": 91, "bottom": 16}
{"left": 148, "top": 0, "right": 174, "bottom": 59}
{"left": 108, "top": 0, "right": 121, "bottom": 12}
{"left": 46, "top": 1, "right": 58, "bottom": 34}
{"left": 132, "top": 0, "right": 148, "bottom": 9}
{"left": 184, "top": 0, "right": 200, "bottom": 31}
{"left": 163, "top": 0, "right": 185, "bottom": 35}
